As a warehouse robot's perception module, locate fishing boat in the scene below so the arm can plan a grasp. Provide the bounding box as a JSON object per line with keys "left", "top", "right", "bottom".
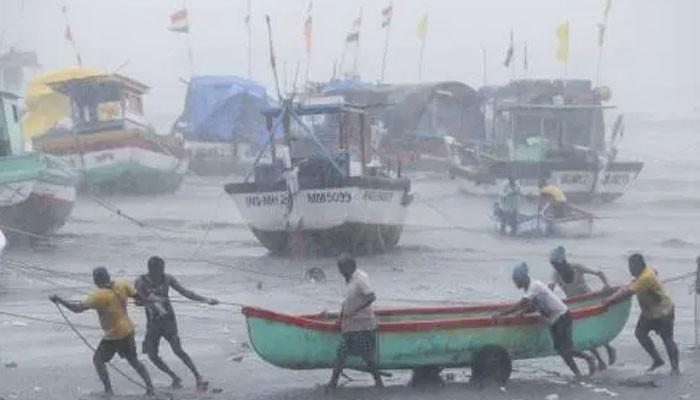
{"left": 224, "top": 98, "right": 412, "bottom": 256}
{"left": 242, "top": 288, "right": 630, "bottom": 381}
{"left": 324, "top": 81, "right": 483, "bottom": 176}
{"left": 0, "top": 91, "right": 76, "bottom": 241}
{"left": 172, "top": 75, "right": 273, "bottom": 176}
{"left": 492, "top": 204, "right": 594, "bottom": 238}
{"left": 449, "top": 80, "right": 643, "bottom": 203}
{"left": 31, "top": 73, "right": 188, "bottom": 194}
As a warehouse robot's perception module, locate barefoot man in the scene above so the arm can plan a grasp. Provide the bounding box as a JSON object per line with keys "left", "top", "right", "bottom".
{"left": 494, "top": 262, "right": 596, "bottom": 378}
{"left": 135, "top": 256, "right": 219, "bottom": 391}
{"left": 548, "top": 246, "right": 617, "bottom": 370}
{"left": 603, "top": 253, "right": 679, "bottom": 374}
{"left": 327, "top": 255, "right": 383, "bottom": 389}
{"left": 50, "top": 267, "right": 155, "bottom": 396}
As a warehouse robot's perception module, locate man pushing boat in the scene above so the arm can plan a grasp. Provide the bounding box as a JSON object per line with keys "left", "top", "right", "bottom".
{"left": 603, "top": 253, "right": 679, "bottom": 374}
{"left": 327, "top": 255, "right": 384, "bottom": 390}
{"left": 548, "top": 246, "right": 616, "bottom": 370}
{"left": 494, "top": 263, "right": 597, "bottom": 378}
{"left": 539, "top": 179, "right": 568, "bottom": 218}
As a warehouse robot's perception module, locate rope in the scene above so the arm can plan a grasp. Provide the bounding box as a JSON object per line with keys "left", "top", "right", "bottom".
{"left": 0, "top": 310, "right": 99, "bottom": 330}
{"left": 53, "top": 303, "right": 155, "bottom": 393}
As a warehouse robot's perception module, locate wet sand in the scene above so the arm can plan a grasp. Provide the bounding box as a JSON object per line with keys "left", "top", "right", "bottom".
{"left": 2, "top": 117, "right": 700, "bottom": 399}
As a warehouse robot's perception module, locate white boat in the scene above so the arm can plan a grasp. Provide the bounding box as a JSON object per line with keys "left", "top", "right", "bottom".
{"left": 493, "top": 203, "right": 594, "bottom": 238}
{"left": 224, "top": 100, "right": 413, "bottom": 256}
{"left": 450, "top": 80, "right": 643, "bottom": 203}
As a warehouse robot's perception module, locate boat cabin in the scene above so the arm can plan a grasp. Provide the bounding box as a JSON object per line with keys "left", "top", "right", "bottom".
{"left": 482, "top": 79, "right": 615, "bottom": 163}
{"left": 0, "top": 48, "right": 42, "bottom": 96}
{"left": 0, "top": 91, "right": 25, "bottom": 157}
{"left": 47, "top": 74, "right": 150, "bottom": 134}
{"left": 261, "top": 98, "right": 371, "bottom": 178}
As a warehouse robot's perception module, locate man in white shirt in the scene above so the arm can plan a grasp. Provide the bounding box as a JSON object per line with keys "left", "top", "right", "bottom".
{"left": 327, "top": 255, "right": 383, "bottom": 389}
{"left": 494, "top": 262, "right": 596, "bottom": 378}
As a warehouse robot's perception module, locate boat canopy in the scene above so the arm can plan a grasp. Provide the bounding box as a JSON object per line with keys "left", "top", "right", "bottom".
{"left": 173, "top": 75, "right": 273, "bottom": 143}
{"left": 324, "top": 81, "right": 483, "bottom": 144}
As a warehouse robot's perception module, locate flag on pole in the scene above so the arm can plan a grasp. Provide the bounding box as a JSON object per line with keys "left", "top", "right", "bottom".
{"left": 346, "top": 10, "right": 362, "bottom": 43}
{"left": 555, "top": 21, "right": 569, "bottom": 62}
{"left": 597, "top": 0, "right": 612, "bottom": 46}
{"left": 415, "top": 14, "right": 428, "bottom": 39}
{"left": 244, "top": 0, "right": 251, "bottom": 26}
{"left": 64, "top": 25, "right": 74, "bottom": 42}
{"left": 381, "top": 4, "right": 393, "bottom": 28}
{"left": 168, "top": 9, "right": 189, "bottom": 33}
{"left": 62, "top": 5, "right": 82, "bottom": 66}
{"left": 503, "top": 29, "right": 514, "bottom": 67}
{"left": 523, "top": 41, "right": 528, "bottom": 72}
{"left": 303, "top": 2, "right": 313, "bottom": 52}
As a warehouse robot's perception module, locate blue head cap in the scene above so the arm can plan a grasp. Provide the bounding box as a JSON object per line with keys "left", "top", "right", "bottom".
{"left": 512, "top": 262, "right": 529, "bottom": 280}
{"left": 549, "top": 246, "right": 566, "bottom": 266}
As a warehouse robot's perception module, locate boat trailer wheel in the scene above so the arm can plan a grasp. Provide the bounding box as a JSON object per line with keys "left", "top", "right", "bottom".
{"left": 471, "top": 345, "right": 512, "bottom": 385}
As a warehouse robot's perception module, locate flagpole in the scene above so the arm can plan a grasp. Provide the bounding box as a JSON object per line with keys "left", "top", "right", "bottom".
{"left": 380, "top": 2, "right": 392, "bottom": 83}
{"left": 352, "top": 8, "right": 363, "bottom": 79}
{"left": 563, "top": 20, "right": 569, "bottom": 79}
{"left": 418, "top": 35, "right": 425, "bottom": 82}
{"left": 481, "top": 46, "right": 487, "bottom": 86}
{"left": 62, "top": 6, "right": 82, "bottom": 66}
{"left": 247, "top": 0, "right": 252, "bottom": 80}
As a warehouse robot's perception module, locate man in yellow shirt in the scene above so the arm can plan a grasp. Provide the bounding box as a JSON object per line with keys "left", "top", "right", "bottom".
{"left": 603, "top": 254, "right": 679, "bottom": 374}
{"left": 50, "top": 267, "right": 154, "bottom": 396}
{"left": 538, "top": 179, "right": 568, "bottom": 218}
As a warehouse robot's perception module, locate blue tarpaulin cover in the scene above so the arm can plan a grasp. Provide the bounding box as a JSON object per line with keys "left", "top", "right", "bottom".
{"left": 173, "top": 75, "right": 274, "bottom": 142}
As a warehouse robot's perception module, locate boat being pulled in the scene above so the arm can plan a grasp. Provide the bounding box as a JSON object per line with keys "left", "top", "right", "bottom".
{"left": 242, "top": 288, "right": 630, "bottom": 381}
{"left": 224, "top": 98, "right": 413, "bottom": 256}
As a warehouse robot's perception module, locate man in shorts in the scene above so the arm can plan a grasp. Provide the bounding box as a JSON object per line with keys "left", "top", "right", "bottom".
{"left": 327, "top": 255, "right": 383, "bottom": 389}
{"left": 494, "top": 262, "right": 596, "bottom": 378}
{"left": 548, "top": 246, "right": 616, "bottom": 369}
{"left": 50, "top": 266, "right": 154, "bottom": 396}
{"left": 603, "top": 253, "right": 679, "bottom": 374}
{"left": 135, "top": 256, "right": 219, "bottom": 391}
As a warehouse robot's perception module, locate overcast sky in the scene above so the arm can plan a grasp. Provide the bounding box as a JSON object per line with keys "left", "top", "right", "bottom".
{"left": 1, "top": 0, "right": 698, "bottom": 119}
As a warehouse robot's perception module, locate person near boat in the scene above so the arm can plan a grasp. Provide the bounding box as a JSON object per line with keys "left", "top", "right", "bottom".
{"left": 539, "top": 179, "right": 568, "bottom": 218}
{"left": 603, "top": 253, "right": 680, "bottom": 374}
{"left": 327, "top": 255, "right": 384, "bottom": 390}
{"left": 495, "top": 176, "right": 522, "bottom": 235}
{"left": 548, "top": 246, "right": 616, "bottom": 370}
{"left": 494, "top": 262, "right": 596, "bottom": 378}
{"left": 49, "top": 267, "right": 155, "bottom": 396}
{"left": 135, "top": 256, "right": 219, "bottom": 391}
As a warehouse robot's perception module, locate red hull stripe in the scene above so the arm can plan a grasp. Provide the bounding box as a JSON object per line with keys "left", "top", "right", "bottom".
{"left": 242, "top": 287, "right": 618, "bottom": 333}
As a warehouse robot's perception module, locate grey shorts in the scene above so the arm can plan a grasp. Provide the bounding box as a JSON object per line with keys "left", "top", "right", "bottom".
{"left": 142, "top": 318, "right": 179, "bottom": 355}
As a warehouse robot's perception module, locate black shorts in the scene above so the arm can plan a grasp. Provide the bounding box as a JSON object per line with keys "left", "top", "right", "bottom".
{"left": 636, "top": 311, "right": 675, "bottom": 338}
{"left": 142, "top": 318, "right": 179, "bottom": 355}
{"left": 550, "top": 312, "right": 574, "bottom": 353}
{"left": 96, "top": 333, "right": 137, "bottom": 361}
{"left": 337, "top": 330, "right": 376, "bottom": 358}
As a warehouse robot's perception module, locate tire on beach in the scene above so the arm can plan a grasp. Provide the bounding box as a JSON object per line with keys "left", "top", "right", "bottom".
{"left": 470, "top": 345, "right": 512, "bottom": 385}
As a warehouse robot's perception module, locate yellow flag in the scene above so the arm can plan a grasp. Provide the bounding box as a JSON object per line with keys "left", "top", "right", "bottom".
{"left": 555, "top": 21, "right": 569, "bottom": 62}
{"left": 415, "top": 14, "right": 428, "bottom": 39}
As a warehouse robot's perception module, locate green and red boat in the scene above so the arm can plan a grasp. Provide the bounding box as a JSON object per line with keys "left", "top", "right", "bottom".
{"left": 242, "top": 288, "right": 629, "bottom": 380}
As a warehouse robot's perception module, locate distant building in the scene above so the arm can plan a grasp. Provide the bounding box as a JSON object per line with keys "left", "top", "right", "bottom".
{"left": 0, "top": 48, "right": 42, "bottom": 96}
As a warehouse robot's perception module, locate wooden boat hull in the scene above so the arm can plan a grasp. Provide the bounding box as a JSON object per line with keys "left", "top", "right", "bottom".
{"left": 225, "top": 177, "right": 412, "bottom": 255}
{"left": 0, "top": 153, "right": 76, "bottom": 241}
{"left": 451, "top": 160, "right": 643, "bottom": 203}
{"left": 34, "top": 128, "right": 188, "bottom": 194}
{"left": 243, "top": 290, "right": 630, "bottom": 370}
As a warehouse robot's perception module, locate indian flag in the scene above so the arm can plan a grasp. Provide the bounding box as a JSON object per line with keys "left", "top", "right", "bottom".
{"left": 168, "top": 9, "right": 189, "bottom": 33}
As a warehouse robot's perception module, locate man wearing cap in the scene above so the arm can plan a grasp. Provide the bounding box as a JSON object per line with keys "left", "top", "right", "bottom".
{"left": 603, "top": 253, "right": 679, "bottom": 374}
{"left": 327, "top": 255, "right": 383, "bottom": 390}
{"left": 494, "top": 262, "right": 596, "bottom": 377}
{"left": 50, "top": 267, "right": 155, "bottom": 396}
{"left": 548, "top": 246, "right": 615, "bottom": 369}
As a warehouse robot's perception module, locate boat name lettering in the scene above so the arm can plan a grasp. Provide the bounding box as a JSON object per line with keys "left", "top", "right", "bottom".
{"left": 245, "top": 193, "right": 289, "bottom": 207}
{"left": 363, "top": 190, "right": 394, "bottom": 202}
{"left": 560, "top": 173, "right": 590, "bottom": 186}
{"left": 306, "top": 191, "right": 352, "bottom": 204}
{"left": 602, "top": 173, "right": 630, "bottom": 186}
